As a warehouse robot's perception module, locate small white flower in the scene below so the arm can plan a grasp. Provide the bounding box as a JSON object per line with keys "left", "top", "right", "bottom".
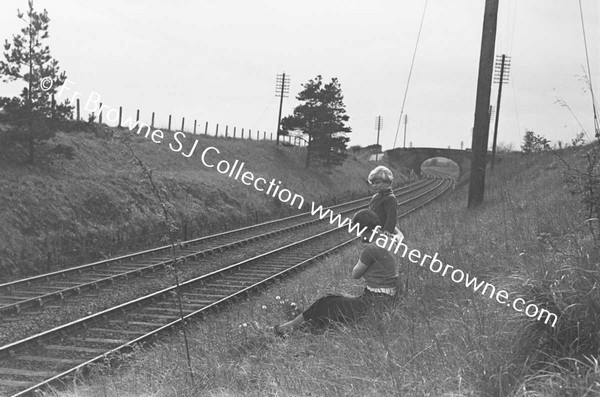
{"left": 291, "top": 302, "right": 296, "bottom": 307}
{"left": 262, "top": 305, "right": 267, "bottom": 310}
{"left": 243, "top": 323, "right": 248, "bottom": 327}
{"left": 275, "top": 296, "right": 281, "bottom": 300}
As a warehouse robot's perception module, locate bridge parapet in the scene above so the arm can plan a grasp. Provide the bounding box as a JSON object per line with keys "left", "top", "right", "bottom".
{"left": 387, "top": 147, "right": 474, "bottom": 178}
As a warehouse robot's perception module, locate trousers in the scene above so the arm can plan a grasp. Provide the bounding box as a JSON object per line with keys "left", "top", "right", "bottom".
{"left": 301, "top": 288, "right": 395, "bottom": 328}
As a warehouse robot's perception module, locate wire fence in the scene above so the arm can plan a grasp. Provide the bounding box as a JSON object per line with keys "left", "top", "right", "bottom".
{"left": 73, "top": 98, "right": 306, "bottom": 147}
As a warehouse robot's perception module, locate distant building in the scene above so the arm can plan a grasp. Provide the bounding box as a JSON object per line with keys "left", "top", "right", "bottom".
{"left": 369, "top": 153, "right": 385, "bottom": 162}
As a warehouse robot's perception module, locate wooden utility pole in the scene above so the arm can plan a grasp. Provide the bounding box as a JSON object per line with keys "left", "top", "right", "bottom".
{"left": 375, "top": 115, "right": 383, "bottom": 148}
{"left": 491, "top": 54, "right": 511, "bottom": 171}
{"left": 275, "top": 72, "right": 290, "bottom": 146}
{"left": 467, "top": 0, "right": 499, "bottom": 208}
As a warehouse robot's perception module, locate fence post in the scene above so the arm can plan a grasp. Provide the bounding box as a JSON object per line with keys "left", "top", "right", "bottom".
{"left": 181, "top": 117, "right": 185, "bottom": 132}
{"left": 76, "top": 99, "right": 80, "bottom": 121}
{"left": 257, "top": 130, "right": 259, "bottom": 140}
{"left": 225, "top": 125, "right": 228, "bottom": 138}
{"left": 263, "top": 131, "right": 266, "bottom": 140}
{"left": 233, "top": 127, "right": 236, "bottom": 138}
{"left": 270, "top": 132, "right": 273, "bottom": 140}
{"left": 193, "top": 120, "right": 197, "bottom": 134}
{"left": 136, "top": 109, "right": 140, "bottom": 122}
{"left": 118, "top": 106, "right": 122, "bottom": 127}
{"left": 216, "top": 123, "right": 219, "bottom": 137}
{"left": 151, "top": 112, "right": 155, "bottom": 128}
{"left": 241, "top": 128, "right": 244, "bottom": 139}
{"left": 99, "top": 103, "right": 103, "bottom": 124}
{"left": 205, "top": 121, "right": 208, "bottom": 135}
{"left": 51, "top": 94, "right": 55, "bottom": 119}
{"left": 249, "top": 129, "right": 252, "bottom": 140}
{"left": 168, "top": 115, "right": 172, "bottom": 131}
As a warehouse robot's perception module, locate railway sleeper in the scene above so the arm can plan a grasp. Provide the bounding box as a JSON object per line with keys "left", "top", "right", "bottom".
{"left": 0, "top": 378, "right": 37, "bottom": 389}
{"left": 109, "top": 319, "right": 160, "bottom": 328}
{"left": 201, "top": 282, "right": 248, "bottom": 289}
{"left": 87, "top": 328, "right": 147, "bottom": 337}
{"left": 182, "top": 292, "right": 228, "bottom": 299}
{"left": 237, "top": 271, "right": 277, "bottom": 277}
{"left": 6, "top": 290, "right": 43, "bottom": 297}
{"left": 152, "top": 300, "right": 198, "bottom": 307}
{"left": 48, "top": 280, "right": 87, "bottom": 287}
{"left": 44, "top": 345, "right": 107, "bottom": 354}
{"left": 14, "top": 355, "right": 81, "bottom": 365}
{"left": 226, "top": 275, "right": 265, "bottom": 281}
{"left": 129, "top": 312, "right": 180, "bottom": 321}
{"left": 143, "top": 306, "right": 196, "bottom": 314}
{"left": 69, "top": 337, "right": 128, "bottom": 345}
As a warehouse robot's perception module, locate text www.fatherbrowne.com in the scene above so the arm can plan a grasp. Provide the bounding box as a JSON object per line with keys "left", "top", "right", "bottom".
{"left": 59, "top": 81, "right": 558, "bottom": 328}
{"left": 309, "top": 205, "right": 559, "bottom": 328}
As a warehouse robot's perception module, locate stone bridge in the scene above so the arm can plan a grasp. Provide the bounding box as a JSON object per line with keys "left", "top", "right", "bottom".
{"left": 387, "top": 147, "right": 474, "bottom": 178}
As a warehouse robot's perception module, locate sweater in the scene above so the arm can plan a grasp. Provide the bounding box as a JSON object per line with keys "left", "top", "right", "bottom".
{"left": 368, "top": 187, "right": 398, "bottom": 234}
{"left": 359, "top": 243, "right": 399, "bottom": 289}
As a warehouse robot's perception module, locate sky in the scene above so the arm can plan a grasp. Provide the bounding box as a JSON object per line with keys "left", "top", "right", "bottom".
{"left": 0, "top": 0, "right": 598, "bottom": 151}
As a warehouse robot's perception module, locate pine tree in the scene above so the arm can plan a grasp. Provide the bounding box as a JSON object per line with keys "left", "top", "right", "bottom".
{"left": 281, "top": 75, "right": 351, "bottom": 168}
{"left": 0, "top": 0, "right": 71, "bottom": 164}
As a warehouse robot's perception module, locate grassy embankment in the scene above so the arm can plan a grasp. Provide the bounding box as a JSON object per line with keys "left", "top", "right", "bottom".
{"left": 51, "top": 145, "right": 600, "bottom": 396}
{"left": 0, "top": 125, "right": 409, "bottom": 281}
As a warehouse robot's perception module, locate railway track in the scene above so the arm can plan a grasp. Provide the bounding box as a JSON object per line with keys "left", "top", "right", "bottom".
{"left": 0, "top": 175, "right": 436, "bottom": 317}
{"left": 0, "top": 174, "right": 453, "bottom": 396}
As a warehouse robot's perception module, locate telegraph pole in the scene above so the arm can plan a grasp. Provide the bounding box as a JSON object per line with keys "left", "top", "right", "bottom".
{"left": 403, "top": 114, "right": 408, "bottom": 148}
{"left": 467, "top": 0, "right": 499, "bottom": 208}
{"left": 375, "top": 115, "right": 383, "bottom": 148}
{"left": 275, "top": 72, "right": 290, "bottom": 146}
{"left": 491, "top": 54, "right": 510, "bottom": 171}
{"left": 375, "top": 116, "right": 383, "bottom": 160}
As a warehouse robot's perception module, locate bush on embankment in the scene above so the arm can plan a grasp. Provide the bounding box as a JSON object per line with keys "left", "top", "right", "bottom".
{"left": 0, "top": 124, "right": 410, "bottom": 280}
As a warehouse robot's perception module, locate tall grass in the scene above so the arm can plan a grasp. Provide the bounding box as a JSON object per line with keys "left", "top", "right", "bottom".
{"left": 48, "top": 147, "right": 599, "bottom": 396}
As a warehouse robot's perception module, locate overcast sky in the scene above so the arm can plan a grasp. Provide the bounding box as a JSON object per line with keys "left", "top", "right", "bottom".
{"left": 1, "top": 0, "right": 598, "bottom": 151}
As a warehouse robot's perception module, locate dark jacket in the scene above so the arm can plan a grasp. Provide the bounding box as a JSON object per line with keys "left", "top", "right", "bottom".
{"left": 368, "top": 188, "right": 397, "bottom": 234}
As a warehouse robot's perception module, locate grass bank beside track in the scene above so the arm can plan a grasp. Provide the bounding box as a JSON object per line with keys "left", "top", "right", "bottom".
{"left": 45, "top": 149, "right": 600, "bottom": 396}
{"left": 0, "top": 128, "right": 410, "bottom": 281}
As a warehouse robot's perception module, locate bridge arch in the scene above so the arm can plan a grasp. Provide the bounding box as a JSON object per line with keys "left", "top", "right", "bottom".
{"left": 387, "top": 147, "right": 473, "bottom": 179}
{"left": 421, "top": 157, "right": 461, "bottom": 179}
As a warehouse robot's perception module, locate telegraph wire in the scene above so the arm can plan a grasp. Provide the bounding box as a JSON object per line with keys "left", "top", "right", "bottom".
{"left": 393, "top": 0, "right": 429, "bottom": 149}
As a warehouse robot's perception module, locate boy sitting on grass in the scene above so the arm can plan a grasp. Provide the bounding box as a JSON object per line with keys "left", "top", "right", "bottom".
{"left": 272, "top": 209, "right": 399, "bottom": 336}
